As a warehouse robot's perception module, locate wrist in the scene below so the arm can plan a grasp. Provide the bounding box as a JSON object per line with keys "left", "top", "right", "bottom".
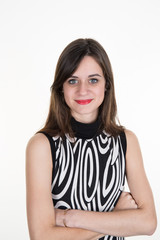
{"left": 64, "top": 209, "right": 79, "bottom": 228}
{"left": 63, "top": 209, "right": 70, "bottom": 227}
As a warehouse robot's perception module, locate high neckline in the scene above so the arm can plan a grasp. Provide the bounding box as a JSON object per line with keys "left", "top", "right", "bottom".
{"left": 71, "top": 117, "right": 101, "bottom": 139}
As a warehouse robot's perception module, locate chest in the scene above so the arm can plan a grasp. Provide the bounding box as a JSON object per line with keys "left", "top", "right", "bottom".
{"left": 51, "top": 133, "right": 126, "bottom": 211}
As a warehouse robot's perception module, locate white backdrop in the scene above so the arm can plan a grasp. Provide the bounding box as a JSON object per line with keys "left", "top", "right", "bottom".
{"left": 0, "top": 0, "right": 159, "bottom": 239}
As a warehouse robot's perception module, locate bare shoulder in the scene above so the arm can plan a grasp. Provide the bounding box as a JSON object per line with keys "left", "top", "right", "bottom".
{"left": 26, "top": 133, "right": 50, "bottom": 153}
{"left": 26, "top": 133, "right": 52, "bottom": 166}
{"left": 124, "top": 129, "right": 140, "bottom": 146}
{"left": 124, "top": 129, "right": 142, "bottom": 159}
{"left": 124, "top": 129, "right": 138, "bottom": 139}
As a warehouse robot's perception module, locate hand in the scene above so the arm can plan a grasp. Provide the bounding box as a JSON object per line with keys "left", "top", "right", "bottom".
{"left": 114, "top": 192, "right": 138, "bottom": 211}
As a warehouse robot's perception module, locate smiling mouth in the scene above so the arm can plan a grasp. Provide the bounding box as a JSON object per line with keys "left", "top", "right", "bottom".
{"left": 75, "top": 99, "right": 93, "bottom": 105}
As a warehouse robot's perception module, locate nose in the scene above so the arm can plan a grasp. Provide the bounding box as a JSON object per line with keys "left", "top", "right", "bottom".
{"left": 77, "top": 81, "right": 88, "bottom": 95}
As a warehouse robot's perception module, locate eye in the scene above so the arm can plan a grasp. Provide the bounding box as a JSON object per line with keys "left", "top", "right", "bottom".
{"left": 67, "top": 79, "right": 78, "bottom": 85}
{"left": 89, "top": 78, "right": 98, "bottom": 84}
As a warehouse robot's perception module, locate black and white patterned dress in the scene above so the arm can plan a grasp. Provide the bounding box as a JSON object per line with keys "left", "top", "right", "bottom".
{"left": 40, "top": 118, "right": 126, "bottom": 240}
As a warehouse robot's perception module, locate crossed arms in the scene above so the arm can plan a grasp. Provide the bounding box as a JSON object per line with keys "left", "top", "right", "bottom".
{"left": 26, "top": 130, "right": 157, "bottom": 240}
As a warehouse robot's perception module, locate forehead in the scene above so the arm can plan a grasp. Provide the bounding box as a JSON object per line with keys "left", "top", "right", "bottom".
{"left": 73, "top": 56, "right": 103, "bottom": 76}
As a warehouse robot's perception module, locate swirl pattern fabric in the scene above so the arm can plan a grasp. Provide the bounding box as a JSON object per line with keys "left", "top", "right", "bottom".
{"left": 44, "top": 130, "right": 126, "bottom": 240}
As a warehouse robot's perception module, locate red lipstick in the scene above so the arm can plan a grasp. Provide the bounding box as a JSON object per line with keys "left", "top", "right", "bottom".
{"left": 75, "top": 99, "right": 93, "bottom": 105}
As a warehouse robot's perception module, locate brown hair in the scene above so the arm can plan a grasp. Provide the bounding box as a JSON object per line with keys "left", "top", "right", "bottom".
{"left": 37, "top": 38, "right": 124, "bottom": 137}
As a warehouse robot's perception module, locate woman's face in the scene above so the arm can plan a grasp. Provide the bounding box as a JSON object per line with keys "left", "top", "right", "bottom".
{"left": 63, "top": 56, "right": 106, "bottom": 123}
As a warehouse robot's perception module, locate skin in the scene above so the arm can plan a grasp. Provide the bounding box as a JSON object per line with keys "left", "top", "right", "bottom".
{"left": 26, "top": 56, "right": 157, "bottom": 240}
{"left": 63, "top": 56, "right": 106, "bottom": 123}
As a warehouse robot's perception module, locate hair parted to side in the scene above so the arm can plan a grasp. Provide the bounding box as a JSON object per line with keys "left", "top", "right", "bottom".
{"left": 37, "top": 38, "right": 124, "bottom": 137}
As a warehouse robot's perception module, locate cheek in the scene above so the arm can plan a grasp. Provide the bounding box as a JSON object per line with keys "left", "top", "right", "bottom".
{"left": 63, "top": 89, "right": 73, "bottom": 107}
{"left": 63, "top": 85, "right": 69, "bottom": 99}
{"left": 97, "top": 86, "right": 105, "bottom": 99}
{"left": 63, "top": 83, "right": 74, "bottom": 108}
{"left": 63, "top": 92, "right": 69, "bottom": 104}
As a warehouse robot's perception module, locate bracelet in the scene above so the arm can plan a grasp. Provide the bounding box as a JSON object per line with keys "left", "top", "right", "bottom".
{"left": 63, "top": 209, "right": 70, "bottom": 227}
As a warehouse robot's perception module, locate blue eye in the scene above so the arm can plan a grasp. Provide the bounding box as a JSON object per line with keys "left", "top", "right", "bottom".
{"left": 89, "top": 78, "right": 98, "bottom": 84}
{"left": 68, "top": 79, "right": 78, "bottom": 84}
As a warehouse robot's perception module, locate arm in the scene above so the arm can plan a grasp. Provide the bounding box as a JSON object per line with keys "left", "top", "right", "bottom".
{"left": 26, "top": 133, "right": 104, "bottom": 240}
{"left": 55, "top": 191, "right": 138, "bottom": 225}
{"left": 63, "top": 130, "right": 157, "bottom": 237}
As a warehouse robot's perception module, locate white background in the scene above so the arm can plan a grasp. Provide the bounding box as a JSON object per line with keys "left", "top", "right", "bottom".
{"left": 0, "top": 0, "right": 159, "bottom": 239}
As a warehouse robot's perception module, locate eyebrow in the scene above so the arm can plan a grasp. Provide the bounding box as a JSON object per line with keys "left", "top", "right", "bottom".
{"left": 70, "top": 73, "right": 102, "bottom": 78}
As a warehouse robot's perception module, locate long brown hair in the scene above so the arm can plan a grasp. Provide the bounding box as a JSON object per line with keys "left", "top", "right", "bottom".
{"left": 37, "top": 38, "right": 124, "bottom": 137}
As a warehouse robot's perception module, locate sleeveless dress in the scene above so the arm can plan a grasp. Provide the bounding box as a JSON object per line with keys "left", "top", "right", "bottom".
{"left": 40, "top": 118, "right": 126, "bottom": 240}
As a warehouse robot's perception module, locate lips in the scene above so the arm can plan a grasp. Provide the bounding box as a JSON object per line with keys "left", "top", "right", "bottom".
{"left": 75, "top": 99, "right": 93, "bottom": 105}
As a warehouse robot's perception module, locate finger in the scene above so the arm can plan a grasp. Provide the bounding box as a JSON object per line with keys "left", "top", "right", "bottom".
{"left": 129, "top": 193, "right": 138, "bottom": 204}
{"left": 126, "top": 193, "right": 132, "bottom": 200}
{"left": 121, "top": 191, "right": 129, "bottom": 196}
{"left": 130, "top": 199, "right": 138, "bottom": 208}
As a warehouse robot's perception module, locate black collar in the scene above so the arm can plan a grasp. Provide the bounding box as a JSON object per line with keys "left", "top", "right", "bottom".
{"left": 71, "top": 117, "right": 101, "bottom": 139}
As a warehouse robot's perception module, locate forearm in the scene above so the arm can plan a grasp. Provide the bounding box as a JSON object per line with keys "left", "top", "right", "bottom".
{"left": 37, "top": 226, "right": 104, "bottom": 240}
{"left": 65, "top": 208, "right": 156, "bottom": 237}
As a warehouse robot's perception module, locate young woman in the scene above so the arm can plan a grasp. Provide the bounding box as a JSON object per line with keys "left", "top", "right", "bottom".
{"left": 26, "top": 38, "right": 157, "bottom": 240}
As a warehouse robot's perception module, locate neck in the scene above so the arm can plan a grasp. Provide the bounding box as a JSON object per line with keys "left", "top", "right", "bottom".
{"left": 71, "top": 117, "right": 101, "bottom": 139}
{"left": 71, "top": 112, "right": 98, "bottom": 124}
